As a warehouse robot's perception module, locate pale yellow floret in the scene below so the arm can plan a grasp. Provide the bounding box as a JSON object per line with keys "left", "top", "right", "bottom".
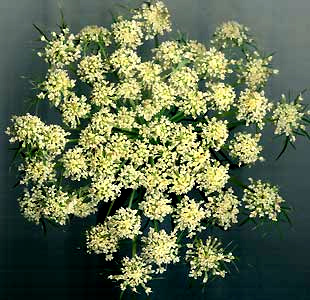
{"left": 174, "top": 196, "right": 207, "bottom": 237}
{"left": 112, "top": 17, "right": 143, "bottom": 49}
{"left": 206, "top": 188, "right": 240, "bottom": 229}
{"left": 186, "top": 237, "right": 235, "bottom": 283}
{"left": 108, "top": 256, "right": 154, "bottom": 295}
{"left": 229, "top": 132, "right": 263, "bottom": 165}
{"left": 236, "top": 89, "right": 272, "bottom": 129}
{"left": 243, "top": 178, "right": 284, "bottom": 221}
{"left": 141, "top": 228, "right": 179, "bottom": 273}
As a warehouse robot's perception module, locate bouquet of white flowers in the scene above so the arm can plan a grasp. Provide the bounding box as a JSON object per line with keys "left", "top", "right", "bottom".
{"left": 6, "top": 0, "right": 310, "bottom": 297}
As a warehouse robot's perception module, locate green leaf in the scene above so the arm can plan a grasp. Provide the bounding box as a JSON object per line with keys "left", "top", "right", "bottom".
{"left": 33, "top": 24, "right": 49, "bottom": 41}
{"left": 276, "top": 136, "right": 289, "bottom": 160}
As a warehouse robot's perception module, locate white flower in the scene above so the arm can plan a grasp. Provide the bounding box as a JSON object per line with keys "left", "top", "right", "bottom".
{"left": 112, "top": 17, "right": 143, "bottom": 49}
{"left": 206, "top": 188, "right": 240, "bottom": 229}
{"left": 243, "top": 178, "right": 285, "bottom": 221}
{"left": 229, "top": 132, "right": 263, "bottom": 165}
{"left": 236, "top": 89, "right": 272, "bottom": 129}
{"left": 272, "top": 94, "right": 309, "bottom": 142}
{"left": 141, "top": 228, "right": 179, "bottom": 273}
{"left": 212, "top": 21, "right": 251, "bottom": 47}
{"left": 133, "top": 1, "right": 172, "bottom": 39}
{"left": 78, "top": 25, "right": 111, "bottom": 45}
{"left": 186, "top": 237, "right": 235, "bottom": 283}
{"left": 200, "top": 118, "right": 229, "bottom": 151}
{"left": 109, "top": 256, "right": 154, "bottom": 295}
{"left": 174, "top": 196, "right": 206, "bottom": 237}
{"left": 40, "top": 27, "right": 81, "bottom": 67}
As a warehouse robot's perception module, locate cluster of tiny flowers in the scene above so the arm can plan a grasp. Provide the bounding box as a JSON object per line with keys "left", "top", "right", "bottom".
{"left": 78, "top": 25, "right": 111, "bottom": 45}
{"left": 86, "top": 207, "right": 141, "bottom": 260}
{"left": 108, "top": 256, "right": 154, "bottom": 295}
{"left": 61, "top": 147, "right": 88, "bottom": 181}
{"left": 61, "top": 94, "right": 91, "bottom": 128}
{"left": 229, "top": 133, "right": 263, "bottom": 165}
{"left": 239, "top": 53, "right": 278, "bottom": 90}
{"left": 174, "top": 196, "right": 206, "bottom": 237}
{"left": 18, "top": 159, "right": 56, "bottom": 186}
{"left": 38, "top": 69, "right": 75, "bottom": 107}
{"left": 141, "top": 228, "right": 179, "bottom": 273}
{"left": 19, "top": 185, "right": 71, "bottom": 225}
{"left": 186, "top": 237, "right": 235, "bottom": 283}
{"left": 202, "top": 47, "right": 232, "bottom": 79}
{"left": 206, "top": 82, "right": 235, "bottom": 111}
{"left": 236, "top": 89, "right": 272, "bottom": 129}
{"left": 138, "top": 191, "right": 173, "bottom": 222}
{"left": 212, "top": 21, "right": 251, "bottom": 48}
{"left": 112, "top": 17, "right": 143, "bottom": 49}
{"left": 133, "top": 1, "right": 172, "bottom": 39}
{"left": 6, "top": 114, "right": 69, "bottom": 157}
{"left": 272, "top": 94, "right": 309, "bottom": 142}
{"left": 38, "top": 28, "right": 81, "bottom": 68}
{"left": 206, "top": 188, "right": 240, "bottom": 229}
{"left": 77, "top": 54, "right": 107, "bottom": 84}
{"left": 243, "top": 178, "right": 284, "bottom": 221}
{"left": 200, "top": 118, "right": 229, "bottom": 151}
{"left": 8, "top": 1, "right": 306, "bottom": 297}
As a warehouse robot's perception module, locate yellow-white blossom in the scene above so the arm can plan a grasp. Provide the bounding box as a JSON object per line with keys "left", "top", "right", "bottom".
{"left": 196, "top": 161, "right": 230, "bottom": 195}
{"left": 78, "top": 25, "right": 111, "bottom": 45}
{"left": 272, "top": 94, "right": 309, "bottom": 142}
{"left": 200, "top": 118, "right": 229, "bottom": 151}
{"left": 239, "top": 54, "right": 278, "bottom": 90}
{"left": 90, "top": 80, "right": 116, "bottom": 107}
{"left": 108, "top": 256, "right": 154, "bottom": 295}
{"left": 200, "top": 47, "right": 231, "bottom": 79}
{"left": 174, "top": 196, "right": 206, "bottom": 237}
{"left": 153, "top": 40, "right": 184, "bottom": 70}
{"left": 39, "top": 69, "right": 75, "bottom": 107}
{"left": 139, "top": 191, "right": 173, "bottom": 222}
{"left": 236, "top": 89, "right": 272, "bottom": 129}
{"left": 38, "top": 28, "right": 81, "bottom": 68}
{"left": 19, "top": 159, "right": 56, "bottom": 186}
{"left": 206, "top": 188, "right": 240, "bottom": 229}
{"left": 86, "top": 223, "right": 119, "bottom": 260}
{"left": 212, "top": 21, "right": 251, "bottom": 48}
{"left": 77, "top": 54, "right": 107, "bottom": 84}
{"left": 206, "top": 82, "right": 235, "bottom": 112}
{"left": 229, "top": 132, "right": 263, "bottom": 165}
{"left": 61, "top": 94, "right": 91, "bottom": 128}
{"left": 243, "top": 178, "right": 285, "bottom": 221}
{"left": 133, "top": 1, "right": 172, "bottom": 39}
{"left": 110, "top": 48, "right": 141, "bottom": 78}
{"left": 61, "top": 147, "right": 88, "bottom": 181}
{"left": 141, "top": 228, "right": 179, "bottom": 273}
{"left": 186, "top": 237, "right": 235, "bottom": 283}
{"left": 112, "top": 17, "right": 143, "bottom": 49}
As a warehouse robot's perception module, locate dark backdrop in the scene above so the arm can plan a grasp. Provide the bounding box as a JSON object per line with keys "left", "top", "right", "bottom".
{"left": 1, "top": 0, "right": 310, "bottom": 299}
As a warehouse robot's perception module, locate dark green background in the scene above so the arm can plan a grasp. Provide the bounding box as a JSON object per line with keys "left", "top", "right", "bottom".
{"left": 1, "top": 0, "right": 310, "bottom": 299}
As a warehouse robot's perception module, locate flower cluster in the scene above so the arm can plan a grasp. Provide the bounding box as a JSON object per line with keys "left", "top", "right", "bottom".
{"left": 272, "top": 94, "right": 309, "bottom": 142}
{"left": 86, "top": 207, "right": 141, "bottom": 260}
{"left": 186, "top": 237, "right": 235, "bottom": 283}
{"left": 6, "top": 1, "right": 310, "bottom": 297}
{"left": 243, "top": 178, "right": 284, "bottom": 221}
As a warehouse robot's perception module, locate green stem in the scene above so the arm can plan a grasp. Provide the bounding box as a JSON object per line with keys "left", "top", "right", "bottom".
{"left": 170, "top": 111, "right": 185, "bottom": 122}
{"left": 128, "top": 190, "right": 136, "bottom": 208}
{"left": 132, "top": 236, "right": 137, "bottom": 257}
{"left": 229, "top": 176, "right": 254, "bottom": 193}
{"left": 67, "top": 138, "right": 79, "bottom": 143}
{"left": 105, "top": 199, "right": 116, "bottom": 220}
{"left": 177, "top": 230, "right": 185, "bottom": 243}
{"left": 154, "top": 220, "right": 159, "bottom": 231}
{"left": 154, "top": 34, "right": 159, "bottom": 48}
